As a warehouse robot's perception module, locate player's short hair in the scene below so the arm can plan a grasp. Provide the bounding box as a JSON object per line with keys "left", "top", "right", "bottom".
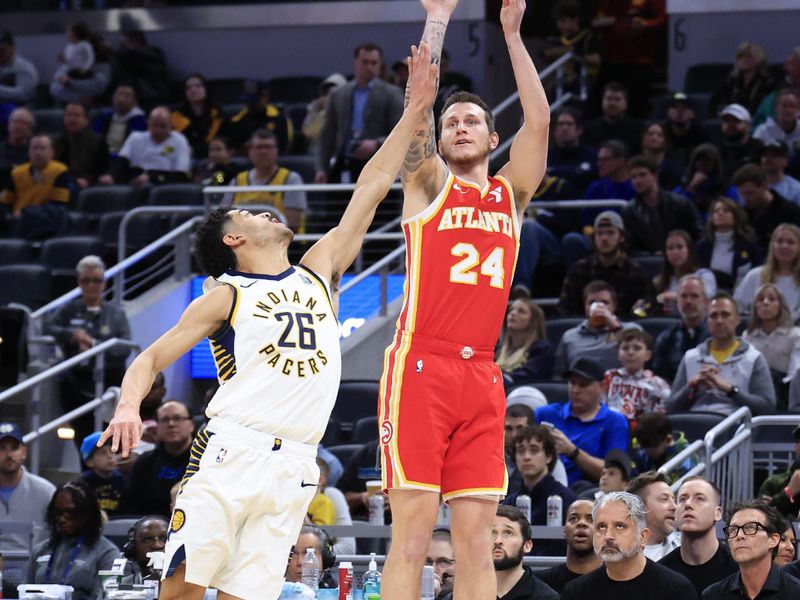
{"left": 496, "top": 505, "right": 532, "bottom": 544}
{"left": 439, "top": 91, "right": 496, "bottom": 134}
{"left": 193, "top": 206, "right": 237, "bottom": 277}
{"left": 617, "top": 328, "right": 653, "bottom": 350}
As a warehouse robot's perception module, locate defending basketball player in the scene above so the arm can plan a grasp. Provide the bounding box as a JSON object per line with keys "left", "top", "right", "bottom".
{"left": 97, "top": 44, "right": 439, "bottom": 600}
{"left": 379, "top": 2, "right": 549, "bottom": 599}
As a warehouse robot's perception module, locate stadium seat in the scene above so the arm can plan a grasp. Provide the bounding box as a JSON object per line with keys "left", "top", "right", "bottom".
{"left": 320, "top": 416, "right": 343, "bottom": 447}
{"left": 667, "top": 411, "right": 727, "bottom": 443}
{"left": 278, "top": 155, "right": 316, "bottom": 184}
{"left": 545, "top": 317, "right": 583, "bottom": 351}
{"left": 531, "top": 382, "right": 569, "bottom": 405}
{"left": 98, "top": 211, "right": 166, "bottom": 257}
{"left": 0, "top": 239, "right": 33, "bottom": 265}
{"left": 167, "top": 208, "right": 205, "bottom": 231}
{"left": 221, "top": 103, "right": 246, "bottom": 119}
{"left": 32, "top": 108, "right": 64, "bottom": 134}
{"left": 41, "top": 236, "right": 106, "bottom": 297}
{"left": 267, "top": 76, "right": 324, "bottom": 104}
{"left": 206, "top": 78, "right": 248, "bottom": 104}
{"left": 148, "top": 183, "right": 205, "bottom": 206}
{"left": 636, "top": 317, "right": 680, "bottom": 342}
{"left": 332, "top": 380, "right": 380, "bottom": 431}
{"left": 326, "top": 443, "right": 364, "bottom": 468}
{"left": 352, "top": 415, "right": 379, "bottom": 443}
{"left": 683, "top": 64, "right": 731, "bottom": 95}
{"left": 631, "top": 255, "right": 665, "bottom": 280}
{"left": 0, "top": 306, "right": 28, "bottom": 388}
{"left": 76, "top": 186, "right": 136, "bottom": 214}
{"left": 285, "top": 102, "right": 308, "bottom": 133}
{"left": 0, "top": 265, "right": 52, "bottom": 310}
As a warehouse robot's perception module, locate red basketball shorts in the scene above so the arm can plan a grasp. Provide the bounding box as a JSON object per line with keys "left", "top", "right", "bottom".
{"left": 378, "top": 331, "right": 508, "bottom": 501}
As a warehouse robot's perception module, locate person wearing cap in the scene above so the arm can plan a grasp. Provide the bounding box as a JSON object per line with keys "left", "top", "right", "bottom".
{"left": 760, "top": 140, "right": 800, "bottom": 203}
{"left": 757, "top": 424, "right": 800, "bottom": 518}
{"left": 0, "top": 422, "right": 56, "bottom": 552}
{"left": 559, "top": 211, "right": 656, "bottom": 318}
{"left": 660, "top": 477, "right": 738, "bottom": 598}
{"left": 753, "top": 89, "right": 800, "bottom": 157}
{"left": 78, "top": 432, "right": 126, "bottom": 517}
{"left": 535, "top": 356, "right": 630, "bottom": 486}
{"left": 598, "top": 448, "right": 631, "bottom": 495}
{"left": 622, "top": 155, "right": 702, "bottom": 254}
{"left": 0, "top": 29, "right": 39, "bottom": 104}
{"left": 716, "top": 103, "right": 763, "bottom": 180}
{"left": 666, "top": 291, "right": 776, "bottom": 417}
{"left": 91, "top": 83, "right": 147, "bottom": 156}
{"left": 732, "top": 163, "right": 800, "bottom": 248}
{"left": 223, "top": 79, "right": 293, "bottom": 153}
{"left": 302, "top": 73, "right": 347, "bottom": 156}
{"left": 315, "top": 42, "right": 404, "bottom": 184}
{"left": 663, "top": 92, "right": 709, "bottom": 160}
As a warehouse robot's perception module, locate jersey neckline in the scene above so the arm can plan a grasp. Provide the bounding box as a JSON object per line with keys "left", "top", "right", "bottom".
{"left": 225, "top": 266, "right": 296, "bottom": 280}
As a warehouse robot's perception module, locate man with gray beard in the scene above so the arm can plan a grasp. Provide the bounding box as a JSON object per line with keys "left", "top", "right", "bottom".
{"left": 560, "top": 492, "right": 697, "bottom": 600}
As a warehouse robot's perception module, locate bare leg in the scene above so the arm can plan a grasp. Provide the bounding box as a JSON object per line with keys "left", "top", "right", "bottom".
{"left": 449, "top": 497, "right": 497, "bottom": 600}
{"left": 381, "top": 489, "right": 440, "bottom": 600}
{"left": 158, "top": 563, "right": 221, "bottom": 600}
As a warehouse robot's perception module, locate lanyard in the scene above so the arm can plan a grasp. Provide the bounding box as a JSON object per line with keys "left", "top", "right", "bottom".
{"left": 45, "top": 537, "right": 84, "bottom": 585}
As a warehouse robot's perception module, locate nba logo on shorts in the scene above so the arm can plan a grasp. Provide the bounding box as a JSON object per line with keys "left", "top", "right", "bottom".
{"left": 380, "top": 420, "right": 394, "bottom": 444}
{"left": 416, "top": 359, "right": 423, "bottom": 373}
{"left": 216, "top": 448, "right": 227, "bottom": 463}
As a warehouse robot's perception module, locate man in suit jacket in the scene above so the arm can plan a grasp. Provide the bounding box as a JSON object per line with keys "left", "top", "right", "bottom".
{"left": 315, "top": 42, "right": 404, "bottom": 183}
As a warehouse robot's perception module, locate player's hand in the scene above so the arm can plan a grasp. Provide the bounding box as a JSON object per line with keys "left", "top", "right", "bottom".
{"left": 420, "top": 0, "right": 459, "bottom": 18}
{"left": 500, "top": 0, "right": 526, "bottom": 36}
{"left": 406, "top": 43, "right": 439, "bottom": 114}
{"left": 98, "top": 401, "right": 143, "bottom": 458}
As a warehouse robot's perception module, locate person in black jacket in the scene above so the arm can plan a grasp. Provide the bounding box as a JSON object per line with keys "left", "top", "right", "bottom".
{"left": 496, "top": 299, "right": 554, "bottom": 389}
{"left": 622, "top": 155, "right": 702, "bottom": 254}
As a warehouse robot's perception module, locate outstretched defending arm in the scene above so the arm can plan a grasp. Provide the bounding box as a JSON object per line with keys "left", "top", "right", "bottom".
{"left": 301, "top": 43, "right": 439, "bottom": 296}
{"left": 495, "top": 0, "right": 550, "bottom": 219}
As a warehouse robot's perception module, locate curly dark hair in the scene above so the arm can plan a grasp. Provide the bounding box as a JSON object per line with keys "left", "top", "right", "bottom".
{"left": 46, "top": 480, "right": 104, "bottom": 549}
{"left": 193, "top": 207, "right": 236, "bottom": 277}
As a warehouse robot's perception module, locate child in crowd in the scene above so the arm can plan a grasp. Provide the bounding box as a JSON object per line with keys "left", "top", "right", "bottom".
{"left": 55, "top": 22, "right": 95, "bottom": 82}
{"left": 79, "top": 431, "right": 126, "bottom": 517}
{"left": 306, "top": 456, "right": 336, "bottom": 526}
{"left": 603, "top": 329, "right": 670, "bottom": 423}
{"left": 542, "top": 0, "right": 600, "bottom": 95}
{"left": 598, "top": 448, "right": 632, "bottom": 495}
{"left": 631, "top": 412, "right": 697, "bottom": 483}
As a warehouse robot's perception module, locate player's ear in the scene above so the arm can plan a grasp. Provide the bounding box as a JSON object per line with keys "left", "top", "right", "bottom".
{"left": 222, "top": 232, "right": 244, "bottom": 248}
{"left": 489, "top": 131, "right": 500, "bottom": 151}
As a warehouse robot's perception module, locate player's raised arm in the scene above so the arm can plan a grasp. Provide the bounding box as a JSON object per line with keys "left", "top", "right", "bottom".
{"left": 301, "top": 43, "right": 439, "bottom": 288}
{"left": 495, "top": 0, "right": 550, "bottom": 218}
{"left": 97, "top": 284, "right": 232, "bottom": 457}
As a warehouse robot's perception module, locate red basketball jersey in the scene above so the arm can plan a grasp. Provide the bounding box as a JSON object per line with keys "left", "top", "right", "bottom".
{"left": 396, "top": 171, "right": 520, "bottom": 347}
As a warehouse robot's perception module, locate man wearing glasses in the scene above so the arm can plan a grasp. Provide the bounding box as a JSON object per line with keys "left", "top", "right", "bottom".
{"left": 702, "top": 499, "right": 800, "bottom": 599}
{"left": 45, "top": 254, "right": 132, "bottom": 446}
{"left": 125, "top": 401, "right": 194, "bottom": 516}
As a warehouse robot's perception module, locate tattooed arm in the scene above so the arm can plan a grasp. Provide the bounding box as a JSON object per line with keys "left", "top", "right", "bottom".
{"left": 400, "top": 0, "right": 456, "bottom": 219}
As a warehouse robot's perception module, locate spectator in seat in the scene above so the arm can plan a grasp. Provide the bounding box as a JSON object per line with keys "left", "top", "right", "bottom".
{"left": 92, "top": 83, "right": 147, "bottom": 156}
{"left": 584, "top": 139, "right": 634, "bottom": 204}
{"left": 52, "top": 22, "right": 95, "bottom": 87}
{"left": 760, "top": 140, "right": 800, "bottom": 204}
{"left": 115, "top": 105, "right": 191, "bottom": 187}
{"left": 50, "top": 33, "right": 112, "bottom": 106}
{"left": 542, "top": 0, "right": 601, "bottom": 98}
{"left": 302, "top": 73, "right": 347, "bottom": 157}
{"left": 653, "top": 231, "right": 716, "bottom": 317}
{"left": 496, "top": 299, "right": 555, "bottom": 390}
{"left": 775, "top": 519, "right": 797, "bottom": 567}
{"left": 315, "top": 450, "right": 355, "bottom": 556}
{"left": 660, "top": 477, "right": 738, "bottom": 598}
{"left": 0, "top": 29, "right": 39, "bottom": 104}
{"left": 652, "top": 274, "right": 711, "bottom": 382}
{"left": 171, "top": 73, "right": 222, "bottom": 159}
{"left": 337, "top": 439, "right": 388, "bottom": 522}
{"left": 711, "top": 42, "right": 774, "bottom": 116}
{"left": 27, "top": 481, "right": 118, "bottom": 600}
{"left": 78, "top": 431, "right": 126, "bottom": 518}
{"left": 598, "top": 449, "right": 632, "bottom": 496}
{"left": 695, "top": 197, "right": 762, "bottom": 292}
{"left": 666, "top": 292, "right": 776, "bottom": 416}
{"left": 733, "top": 163, "right": 800, "bottom": 249}
{"left": 547, "top": 106, "right": 597, "bottom": 193}
{"left": 626, "top": 471, "right": 679, "bottom": 561}
{"left": 622, "top": 155, "right": 701, "bottom": 254}
{"left": 427, "top": 528, "right": 456, "bottom": 599}
{"left": 119, "top": 515, "right": 168, "bottom": 584}
{"left": 0, "top": 423, "right": 56, "bottom": 553}
{"left": 716, "top": 104, "right": 763, "bottom": 181}
{"left": 559, "top": 211, "right": 655, "bottom": 318}
{"left": 758, "top": 424, "right": 800, "bottom": 517}
{"left": 111, "top": 28, "right": 170, "bottom": 109}
{"left": 674, "top": 144, "right": 738, "bottom": 214}
{"left": 285, "top": 525, "right": 337, "bottom": 590}
{"left": 0, "top": 107, "right": 34, "bottom": 186}
{"left": 752, "top": 48, "right": 800, "bottom": 129}
{"left": 45, "top": 255, "right": 132, "bottom": 446}
{"left": 663, "top": 93, "right": 709, "bottom": 161}
{"left": 193, "top": 135, "right": 238, "bottom": 185}
{"left": 0, "top": 133, "right": 71, "bottom": 240}
{"left": 640, "top": 122, "right": 684, "bottom": 191}
{"left": 53, "top": 101, "right": 113, "bottom": 188}
{"left": 492, "top": 506, "right": 558, "bottom": 600}
{"left": 126, "top": 400, "right": 194, "bottom": 516}
{"left": 554, "top": 280, "right": 643, "bottom": 376}
{"left": 753, "top": 89, "right": 800, "bottom": 158}
{"left": 224, "top": 79, "right": 293, "bottom": 154}
{"left": 315, "top": 42, "right": 404, "bottom": 184}
{"left": 631, "top": 412, "right": 697, "bottom": 484}
{"left": 582, "top": 82, "right": 644, "bottom": 152}
{"left": 534, "top": 499, "right": 601, "bottom": 593}
{"left": 224, "top": 129, "right": 308, "bottom": 233}
{"left": 535, "top": 357, "right": 630, "bottom": 486}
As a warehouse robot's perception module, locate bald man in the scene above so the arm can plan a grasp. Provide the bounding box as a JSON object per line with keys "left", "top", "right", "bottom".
{"left": 116, "top": 105, "right": 191, "bottom": 186}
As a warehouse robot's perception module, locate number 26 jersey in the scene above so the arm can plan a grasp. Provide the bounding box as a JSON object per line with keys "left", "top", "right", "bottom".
{"left": 397, "top": 171, "right": 520, "bottom": 348}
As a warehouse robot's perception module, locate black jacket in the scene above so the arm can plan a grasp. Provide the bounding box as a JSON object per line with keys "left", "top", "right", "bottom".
{"left": 622, "top": 190, "right": 702, "bottom": 253}
{"left": 499, "top": 566, "right": 558, "bottom": 600}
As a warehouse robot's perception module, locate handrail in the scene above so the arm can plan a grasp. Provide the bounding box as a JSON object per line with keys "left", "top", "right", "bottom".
{"left": 659, "top": 438, "right": 704, "bottom": 476}
{"left": 23, "top": 387, "right": 120, "bottom": 445}
{"left": 703, "top": 407, "right": 751, "bottom": 450}
{"left": 532, "top": 199, "right": 629, "bottom": 209}
{"left": 340, "top": 245, "right": 406, "bottom": 295}
{"left": 0, "top": 338, "right": 139, "bottom": 406}
{"left": 492, "top": 51, "right": 576, "bottom": 117}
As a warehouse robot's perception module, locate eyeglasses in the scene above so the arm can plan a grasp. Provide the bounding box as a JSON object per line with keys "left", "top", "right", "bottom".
{"left": 78, "top": 278, "right": 104, "bottom": 285}
{"left": 136, "top": 535, "right": 167, "bottom": 545}
{"left": 722, "top": 521, "right": 768, "bottom": 538}
{"left": 54, "top": 508, "right": 79, "bottom": 518}
{"left": 157, "top": 416, "right": 192, "bottom": 425}
{"left": 425, "top": 557, "right": 455, "bottom": 568}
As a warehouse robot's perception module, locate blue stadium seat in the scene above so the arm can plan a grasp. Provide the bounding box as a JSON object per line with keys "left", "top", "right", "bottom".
{"left": 632, "top": 255, "right": 665, "bottom": 280}
{"left": 667, "top": 411, "right": 727, "bottom": 443}
{"left": 77, "top": 186, "right": 136, "bottom": 214}
{"left": 278, "top": 155, "right": 316, "bottom": 184}
{"left": 148, "top": 184, "right": 205, "bottom": 206}
{"left": 545, "top": 317, "right": 583, "bottom": 351}
{"left": 0, "top": 265, "right": 52, "bottom": 309}
{"left": 32, "top": 107, "right": 64, "bottom": 135}
{"left": 637, "top": 317, "right": 680, "bottom": 342}
{"left": 206, "top": 78, "right": 248, "bottom": 104}
{"left": 353, "top": 415, "right": 379, "bottom": 443}
{"left": 98, "top": 211, "right": 166, "bottom": 256}
{"left": 531, "top": 382, "right": 570, "bottom": 405}
{"left": 332, "top": 380, "right": 380, "bottom": 432}
{"left": 0, "top": 239, "right": 34, "bottom": 265}
{"left": 683, "top": 64, "right": 731, "bottom": 95}
{"left": 41, "top": 236, "right": 106, "bottom": 297}
{"left": 326, "top": 443, "right": 364, "bottom": 469}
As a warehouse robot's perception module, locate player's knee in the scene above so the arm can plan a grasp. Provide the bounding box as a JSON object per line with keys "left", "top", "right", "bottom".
{"left": 391, "top": 528, "right": 431, "bottom": 564}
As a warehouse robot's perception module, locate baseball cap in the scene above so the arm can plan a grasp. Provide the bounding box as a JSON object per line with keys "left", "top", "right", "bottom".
{"left": 239, "top": 78, "right": 268, "bottom": 103}
{"left": 762, "top": 140, "right": 789, "bottom": 155}
{"left": 0, "top": 423, "right": 23, "bottom": 444}
{"left": 593, "top": 210, "right": 624, "bottom": 231}
{"left": 564, "top": 357, "right": 605, "bottom": 382}
{"left": 604, "top": 448, "right": 632, "bottom": 480}
{"left": 719, "top": 103, "right": 751, "bottom": 122}
{"left": 667, "top": 92, "right": 693, "bottom": 109}
{"left": 80, "top": 431, "right": 102, "bottom": 463}
{"left": 319, "top": 73, "right": 346, "bottom": 94}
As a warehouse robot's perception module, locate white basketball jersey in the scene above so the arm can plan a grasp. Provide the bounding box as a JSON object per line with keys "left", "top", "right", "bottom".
{"left": 203, "top": 265, "right": 342, "bottom": 444}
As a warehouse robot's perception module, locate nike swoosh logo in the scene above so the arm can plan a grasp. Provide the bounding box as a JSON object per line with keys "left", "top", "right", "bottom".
{"left": 240, "top": 281, "right": 257, "bottom": 288}
{"left": 300, "top": 481, "right": 317, "bottom": 488}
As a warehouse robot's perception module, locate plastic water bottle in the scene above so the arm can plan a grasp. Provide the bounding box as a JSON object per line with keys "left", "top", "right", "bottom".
{"left": 515, "top": 494, "right": 532, "bottom": 523}
{"left": 362, "top": 552, "right": 382, "bottom": 599}
{"left": 301, "top": 548, "right": 320, "bottom": 594}
{"left": 420, "top": 565, "right": 435, "bottom": 600}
